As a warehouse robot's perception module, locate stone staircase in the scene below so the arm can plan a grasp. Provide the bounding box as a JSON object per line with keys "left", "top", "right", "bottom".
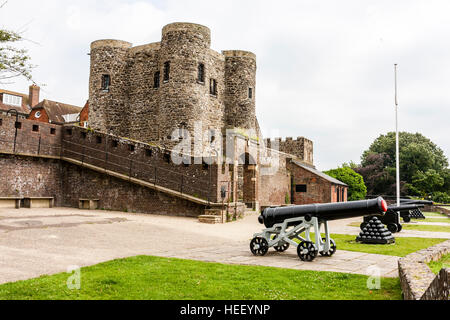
{"left": 198, "top": 208, "right": 226, "bottom": 224}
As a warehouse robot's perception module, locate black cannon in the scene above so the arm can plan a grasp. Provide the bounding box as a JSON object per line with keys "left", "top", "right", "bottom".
{"left": 400, "top": 199, "right": 432, "bottom": 219}
{"left": 400, "top": 199, "right": 434, "bottom": 206}
{"left": 361, "top": 203, "right": 424, "bottom": 233}
{"left": 250, "top": 197, "right": 388, "bottom": 262}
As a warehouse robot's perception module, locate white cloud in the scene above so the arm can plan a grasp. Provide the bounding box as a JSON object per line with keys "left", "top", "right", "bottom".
{"left": 1, "top": 0, "right": 449, "bottom": 170}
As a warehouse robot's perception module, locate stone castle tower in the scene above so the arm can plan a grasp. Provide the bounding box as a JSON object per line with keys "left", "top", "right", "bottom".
{"left": 88, "top": 22, "right": 257, "bottom": 146}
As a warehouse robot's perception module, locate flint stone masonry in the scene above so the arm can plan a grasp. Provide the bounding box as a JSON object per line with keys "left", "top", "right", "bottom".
{"left": 398, "top": 239, "right": 450, "bottom": 300}
{"left": 89, "top": 22, "right": 257, "bottom": 148}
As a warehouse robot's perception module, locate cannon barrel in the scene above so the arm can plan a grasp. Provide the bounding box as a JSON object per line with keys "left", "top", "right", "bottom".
{"left": 400, "top": 199, "right": 434, "bottom": 206}
{"left": 388, "top": 204, "right": 424, "bottom": 213}
{"left": 259, "top": 197, "right": 388, "bottom": 228}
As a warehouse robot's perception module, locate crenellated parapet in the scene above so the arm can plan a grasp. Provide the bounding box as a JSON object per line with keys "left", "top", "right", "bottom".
{"left": 264, "top": 136, "right": 314, "bottom": 165}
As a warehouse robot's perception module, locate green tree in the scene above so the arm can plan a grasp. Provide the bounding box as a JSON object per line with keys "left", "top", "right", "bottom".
{"left": 0, "top": 3, "right": 34, "bottom": 83}
{"left": 359, "top": 132, "right": 449, "bottom": 197}
{"left": 324, "top": 166, "right": 367, "bottom": 201}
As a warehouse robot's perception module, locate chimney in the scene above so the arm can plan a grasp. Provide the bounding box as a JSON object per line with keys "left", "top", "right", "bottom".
{"left": 29, "top": 84, "right": 40, "bottom": 108}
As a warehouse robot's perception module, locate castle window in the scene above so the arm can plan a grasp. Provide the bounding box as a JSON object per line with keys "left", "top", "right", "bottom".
{"left": 15, "top": 121, "right": 21, "bottom": 129}
{"left": 128, "top": 144, "right": 135, "bottom": 152}
{"left": 198, "top": 63, "right": 205, "bottom": 83}
{"left": 248, "top": 87, "right": 253, "bottom": 99}
{"left": 101, "top": 74, "right": 110, "bottom": 91}
{"left": 209, "top": 79, "right": 217, "bottom": 96}
{"left": 50, "top": 128, "right": 56, "bottom": 135}
{"left": 163, "top": 62, "right": 170, "bottom": 82}
{"left": 80, "top": 131, "right": 86, "bottom": 139}
{"left": 96, "top": 136, "right": 102, "bottom": 144}
{"left": 111, "top": 140, "right": 118, "bottom": 148}
{"left": 145, "top": 149, "right": 153, "bottom": 157}
{"left": 32, "top": 124, "right": 39, "bottom": 132}
{"left": 65, "top": 128, "right": 72, "bottom": 135}
{"left": 0, "top": 119, "right": 2, "bottom": 126}
{"left": 295, "top": 184, "right": 307, "bottom": 193}
{"left": 153, "top": 71, "right": 160, "bottom": 88}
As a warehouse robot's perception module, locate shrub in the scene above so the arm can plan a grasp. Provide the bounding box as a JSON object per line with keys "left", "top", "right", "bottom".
{"left": 324, "top": 167, "right": 367, "bottom": 201}
{"left": 432, "top": 192, "right": 450, "bottom": 204}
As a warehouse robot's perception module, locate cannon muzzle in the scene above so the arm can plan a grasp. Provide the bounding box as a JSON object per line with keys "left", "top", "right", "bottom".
{"left": 259, "top": 197, "right": 388, "bottom": 228}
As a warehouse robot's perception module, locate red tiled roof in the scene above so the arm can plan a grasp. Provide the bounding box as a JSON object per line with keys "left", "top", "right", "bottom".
{"left": 32, "top": 99, "right": 82, "bottom": 124}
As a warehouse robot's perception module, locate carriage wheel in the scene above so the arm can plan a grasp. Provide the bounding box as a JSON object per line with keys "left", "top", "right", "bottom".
{"left": 319, "top": 238, "right": 337, "bottom": 257}
{"left": 274, "top": 242, "right": 290, "bottom": 252}
{"left": 297, "top": 241, "right": 317, "bottom": 262}
{"left": 250, "top": 237, "right": 269, "bottom": 256}
{"left": 387, "top": 223, "right": 398, "bottom": 233}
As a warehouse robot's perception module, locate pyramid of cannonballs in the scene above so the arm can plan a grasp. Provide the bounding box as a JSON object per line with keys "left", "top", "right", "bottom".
{"left": 356, "top": 217, "right": 395, "bottom": 244}
{"left": 409, "top": 208, "right": 426, "bottom": 219}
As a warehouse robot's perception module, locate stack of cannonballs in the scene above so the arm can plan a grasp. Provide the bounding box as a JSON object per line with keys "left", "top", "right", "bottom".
{"left": 356, "top": 217, "right": 395, "bottom": 244}
{"left": 409, "top": 208, "right": 426, "bottom": 219}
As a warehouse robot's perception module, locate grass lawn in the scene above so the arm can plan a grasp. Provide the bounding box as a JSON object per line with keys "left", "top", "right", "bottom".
{"left": 424, "top": 212, "right": 448, "bottom": 217}
{"left": 427, "top": 253, "right": 450, "bottom": 274}
{"left": 0, "top": 256, "right": 402, "bottom": 300}
{"left": 399, "top": 224, "right": 450, "bottom": 233}
{"left": 348, "top": 221, "right": 450, "bottom": 233}
{"left": 421, "top": 218, "right": 450, "bottom": 223}
{"left": 311, "top": 233, "right": 447, "bottom": 257}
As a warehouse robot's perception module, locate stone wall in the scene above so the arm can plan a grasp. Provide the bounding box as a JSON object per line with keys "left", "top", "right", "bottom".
{"left": 0, "top": 154, "right": 63, "bottom": 205}
{"left": 61, "top": 161, "right": 205, "bottom": 217}
{"left": 398, "top": 240, "right": 450, "bottom": 300}
{"left": 0, "top": 114, "right": 62, "bottom": 156}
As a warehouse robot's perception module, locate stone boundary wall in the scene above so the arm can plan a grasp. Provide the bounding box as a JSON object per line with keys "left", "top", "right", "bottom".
{"left": 398, "top": 240, "right": 450, "bottom": 300}
{"left": 435, "top": 206, "right": 450, "bottom": 217}
{"left": 0, "top": 114, "right": 62, "bottom": 157}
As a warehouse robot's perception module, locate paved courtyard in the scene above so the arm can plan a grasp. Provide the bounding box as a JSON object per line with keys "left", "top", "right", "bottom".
{"left": 0, "top": 207, "right": 448, "bottom": 284}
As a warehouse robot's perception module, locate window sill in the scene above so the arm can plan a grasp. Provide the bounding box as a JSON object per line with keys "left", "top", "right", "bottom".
{"left": 101, "top": 89, "right": 110, "bottom": 93}
{"left": 209, "top": 94, "right": 218, "bottom": 98}
{"left": 197, "top": 81, "right": 205, "bottom": 85}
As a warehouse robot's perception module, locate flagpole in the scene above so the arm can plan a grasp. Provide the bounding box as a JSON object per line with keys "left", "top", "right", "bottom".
{"left": 394, "top": 64, "right": 400, "bottom": 207}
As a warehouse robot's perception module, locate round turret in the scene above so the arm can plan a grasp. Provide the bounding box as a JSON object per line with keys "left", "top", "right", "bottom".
{"left": 223, "top": 50, "right": 257, "bottom": 130}
{"left": 89, "top": 39, "right": 132, "bottom": 135}
{"left": 158, "top": 23, "right": 214, "bottom": 144}
{"left": 162, "top": 22, "right": 211, "bottom": 49}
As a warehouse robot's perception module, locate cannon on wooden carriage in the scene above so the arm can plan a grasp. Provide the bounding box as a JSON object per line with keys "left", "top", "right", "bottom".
{"left": 250, "top": 197, "right": 388, "bottom": 262}
{"left": 360, "top": 203, "right": 425, "bottom": 233}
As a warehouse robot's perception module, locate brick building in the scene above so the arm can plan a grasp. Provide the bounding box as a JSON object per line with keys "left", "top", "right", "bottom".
{"left": 28, "top": 99, "right": 82, "bottom": 124}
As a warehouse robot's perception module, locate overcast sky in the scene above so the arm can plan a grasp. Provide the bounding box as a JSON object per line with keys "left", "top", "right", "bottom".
{"left": 1, "top": 0, "right": 449, "bottom": 170}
